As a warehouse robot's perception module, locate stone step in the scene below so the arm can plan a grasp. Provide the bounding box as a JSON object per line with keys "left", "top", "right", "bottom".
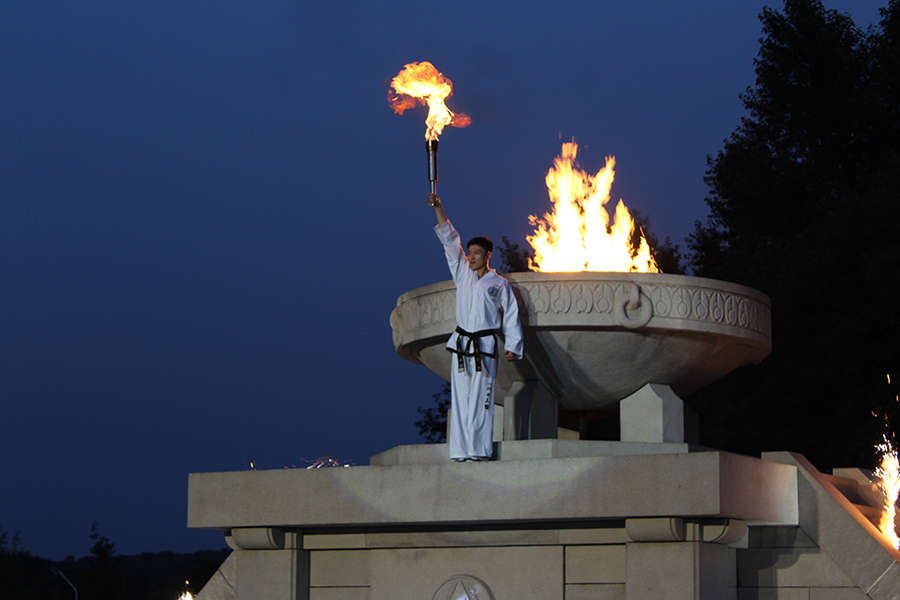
{"left": 819, "top": 472, "right": 888, "bottom": 528}
{"left": 852, "top": 502, "right": 885, "bottom": 527}
{"left": 820, "top": 473, "right": 859, "bottom": 503}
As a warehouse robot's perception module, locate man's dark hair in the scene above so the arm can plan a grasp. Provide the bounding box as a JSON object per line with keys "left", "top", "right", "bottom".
{"left": 466, "top": 236, "right": 493, "bottom": 254}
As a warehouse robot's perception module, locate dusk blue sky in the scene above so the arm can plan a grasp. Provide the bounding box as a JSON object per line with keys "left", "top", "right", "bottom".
{"left": 0, "top": 1, "right": 887, "bottom": 560}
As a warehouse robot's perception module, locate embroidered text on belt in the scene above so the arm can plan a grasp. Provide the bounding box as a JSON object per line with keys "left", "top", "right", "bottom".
{"left": 451, "top": 326, "right": 501, "bottom": 373}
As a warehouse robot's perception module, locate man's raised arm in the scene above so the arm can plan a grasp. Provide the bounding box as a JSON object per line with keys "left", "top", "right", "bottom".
{"left": 429, "top": 193, "right": 448, "bottom": 226}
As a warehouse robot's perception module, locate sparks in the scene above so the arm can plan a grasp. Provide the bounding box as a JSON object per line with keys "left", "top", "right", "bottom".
{"left": 178, "top": 581, "right": 194, "bottom": 600}
{"left": 875, "top": 435, "right": 900, "bottom": 549}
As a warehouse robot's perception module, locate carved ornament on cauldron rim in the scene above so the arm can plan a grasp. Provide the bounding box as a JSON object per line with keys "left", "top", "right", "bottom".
{"left": 394, "top": 273, "right": 771, "bottom": 341}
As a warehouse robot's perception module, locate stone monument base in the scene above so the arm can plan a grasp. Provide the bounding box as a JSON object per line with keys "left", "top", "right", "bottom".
{"left": 187, "top": 443, "right": 900, "bottom": 599}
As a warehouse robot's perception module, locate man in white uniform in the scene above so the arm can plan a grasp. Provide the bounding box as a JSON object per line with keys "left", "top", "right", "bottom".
{"left": 429, "top": 193, "right": 524, "bottom": 461}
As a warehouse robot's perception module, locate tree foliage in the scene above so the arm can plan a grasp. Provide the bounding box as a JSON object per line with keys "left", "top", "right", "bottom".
{"left": 0, "top": 527, "right": 68, "bottom": 600}
{"left": 496, "top": 235, "right": 533, "bottom": 273}
{"left": 630, "top": 209, "right": 685, "bottom": 275}
{"left": 686, "top": 0, "right": 900, "bottom": 469}
{"left": 1, "top": 523, "right": 230, "bottom": 600}
{"left": 415, "top": 382, "right": 450, "bottom": 443}
{"left": 81, "top": 521, "right": 123, "bottom": 599}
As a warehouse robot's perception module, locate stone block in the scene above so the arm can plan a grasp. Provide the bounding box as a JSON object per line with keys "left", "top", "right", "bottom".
{"left": 738, "top": 543, "right": 863, "bottom": 590}
{"left": 626, "top": 541, "right": 733, "bottom": 600}
{"left": 188, "top": 452, "right": 798, "bottom": 530}
{"left": 496, "top": 439, "right": 691, "bottom": 462}
{"left": 309, "top": 550, "right": 370, "bottom": 588}
{"left": 736, "top": 590, "right": 809, "bottom": 600}
{"left": 626, "top": 518, "right": 685, "bottom": 542}
{"left": 302, "top": 533, "right": 366, "bottom": 550}
{"left": 866, "top": 560, "right": 900, "bottom": 600}
{"left": 728, "top": 548, "right": 738, "bottom": 587}
{"left": 310, "top": 588, "right": 370, "bottom": 600}
{"left": 771, "top": 548, "right": 855, "bottom": 588}
{"left": 196, "top": 551, "right": 236, "bottom": 600}
{"left": 559, "top": 527, "right": 629, "bottom": 546}
{"left": 831, "top": 468, "right": 883, "bottom": 510}
{"left": 369, "top": 444, "right": 448, "bottom": 466}
{"left": 368, "top": 545, "right": 564, "bottom": 600}
{"left": 559, "top": 427, "right": 580, "bottom": 440}
{"left": 365, "top": 528, "right": 559, "bottom": 548}
{"left": 620, "top": 383, "right": 688, "bottom": 443}
{"left": 719, "top": 454, "right": 798, "bottom": 525}
{"left": 233, "top": 548, "right": 309, "bottom": 600}
{"left": 693, "top": 519, "right": 747, "bottom": 545}
{"left": 503, "top": 381, "right": 558, "bottom": 440}
{"left": 809, "top": 588, "right": 869, "bottom": 600}
{"left": 565, "top": 583, "right": 626, "bottom": 600}
{"left": 750, "top": 526, "right": 816, "bottom": 549}
{"left": 736, "top": 549, "right": 775, "bottom": 588}
{"left": 565, "top": 545, "right": 626, "bottom": 584}
{"left": 763, "top": 452, "right": 900, "bottom": 594}
{"left": 231, "top": 527, "right": 285, "bottom": 549}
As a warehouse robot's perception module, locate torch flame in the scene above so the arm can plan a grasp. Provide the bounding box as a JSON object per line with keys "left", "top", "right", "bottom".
{"left": 388, "top": 62, "right": 471, "bottom": 141}
{"left": 876, "top": 436, "right": 900, "bottom": 549}
{"left": 527, "top": 141, "right": 660, "bottom": 273}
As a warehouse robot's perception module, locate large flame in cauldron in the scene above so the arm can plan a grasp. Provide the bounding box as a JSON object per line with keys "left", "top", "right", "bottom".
{"left": 528, "top": 141, "right": 660, "bottom": 273}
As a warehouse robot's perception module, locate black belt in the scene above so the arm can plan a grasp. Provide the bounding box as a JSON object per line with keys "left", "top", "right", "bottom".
{"left": 450, "top": 326, "right": 501, "bottom": 373}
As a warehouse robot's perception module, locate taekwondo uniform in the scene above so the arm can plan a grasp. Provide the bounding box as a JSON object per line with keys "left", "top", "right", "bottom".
{"left": 435, "top": 220, "right": 524, "bottom": 460}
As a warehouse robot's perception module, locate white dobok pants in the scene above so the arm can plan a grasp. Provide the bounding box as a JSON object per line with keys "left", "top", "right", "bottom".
{"left": 449, "top": 353, "right": 497, "bottom": 460}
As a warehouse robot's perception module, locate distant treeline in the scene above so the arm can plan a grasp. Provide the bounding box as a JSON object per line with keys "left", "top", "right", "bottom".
{"left": 1, "top": 525, "right": 229, "bottom": 600}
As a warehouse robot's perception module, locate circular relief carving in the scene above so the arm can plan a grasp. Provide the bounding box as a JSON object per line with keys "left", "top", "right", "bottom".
{"left": 613, "top": 282, "right": 652, "bottom": 329}
{"left": 432, "top": 575, "right": 495, "bottom": 600}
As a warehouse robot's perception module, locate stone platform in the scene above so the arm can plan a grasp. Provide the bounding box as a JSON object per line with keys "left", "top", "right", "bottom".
{"left": 189, "top": 445, "right": 796, "bottom": 531}
{"left": 185, "top": 442, "right": 900, "bottom": 600}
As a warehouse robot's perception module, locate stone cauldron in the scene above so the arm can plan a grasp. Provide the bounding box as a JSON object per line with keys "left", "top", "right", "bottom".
{"left": 391, "top": 272, "right": 771, "bottom": 442}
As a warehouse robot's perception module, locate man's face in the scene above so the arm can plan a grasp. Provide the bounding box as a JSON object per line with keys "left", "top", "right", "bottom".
{"left": 467, "top": 244, "right": 490, "bottom": 272}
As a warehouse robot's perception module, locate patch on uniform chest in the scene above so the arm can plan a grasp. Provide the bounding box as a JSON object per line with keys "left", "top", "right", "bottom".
{"left": 487, "top": 285, "right": 501, "bottom": 297}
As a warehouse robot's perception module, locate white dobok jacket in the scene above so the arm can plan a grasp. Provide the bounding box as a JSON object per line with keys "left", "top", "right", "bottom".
{"left": 435, "top": 220, "right": 524, "bottom": 364}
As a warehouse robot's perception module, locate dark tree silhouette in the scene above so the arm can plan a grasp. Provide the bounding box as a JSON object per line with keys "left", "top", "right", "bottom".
{"left": 496, "top": 236, "right": 533, "bottom": 274}
{"left": 81, "top": 521, "right": 123, "bottom": 600}
{"left": 686, "top": 0, "right": 900, "bottom": 470}
{"left": 0, "top": 527, "right": 68, "bottom": 599}
{"left": 630, "top": 209, "right": 685, "bottom": 274}
{"left": 415, "top": 382, "right": 451, "bottom": 443}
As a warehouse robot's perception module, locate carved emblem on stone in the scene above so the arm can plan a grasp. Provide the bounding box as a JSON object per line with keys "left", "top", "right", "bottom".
{"left": 432, "top": 574, "right": 495, "bottom": 600}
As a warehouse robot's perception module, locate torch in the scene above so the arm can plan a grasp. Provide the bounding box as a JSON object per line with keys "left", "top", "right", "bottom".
{"left": 426, "top": 139, "right": 439, "bottom": 195}
{"left": 388, "top": 61, "right": 471, "bottom": 194}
